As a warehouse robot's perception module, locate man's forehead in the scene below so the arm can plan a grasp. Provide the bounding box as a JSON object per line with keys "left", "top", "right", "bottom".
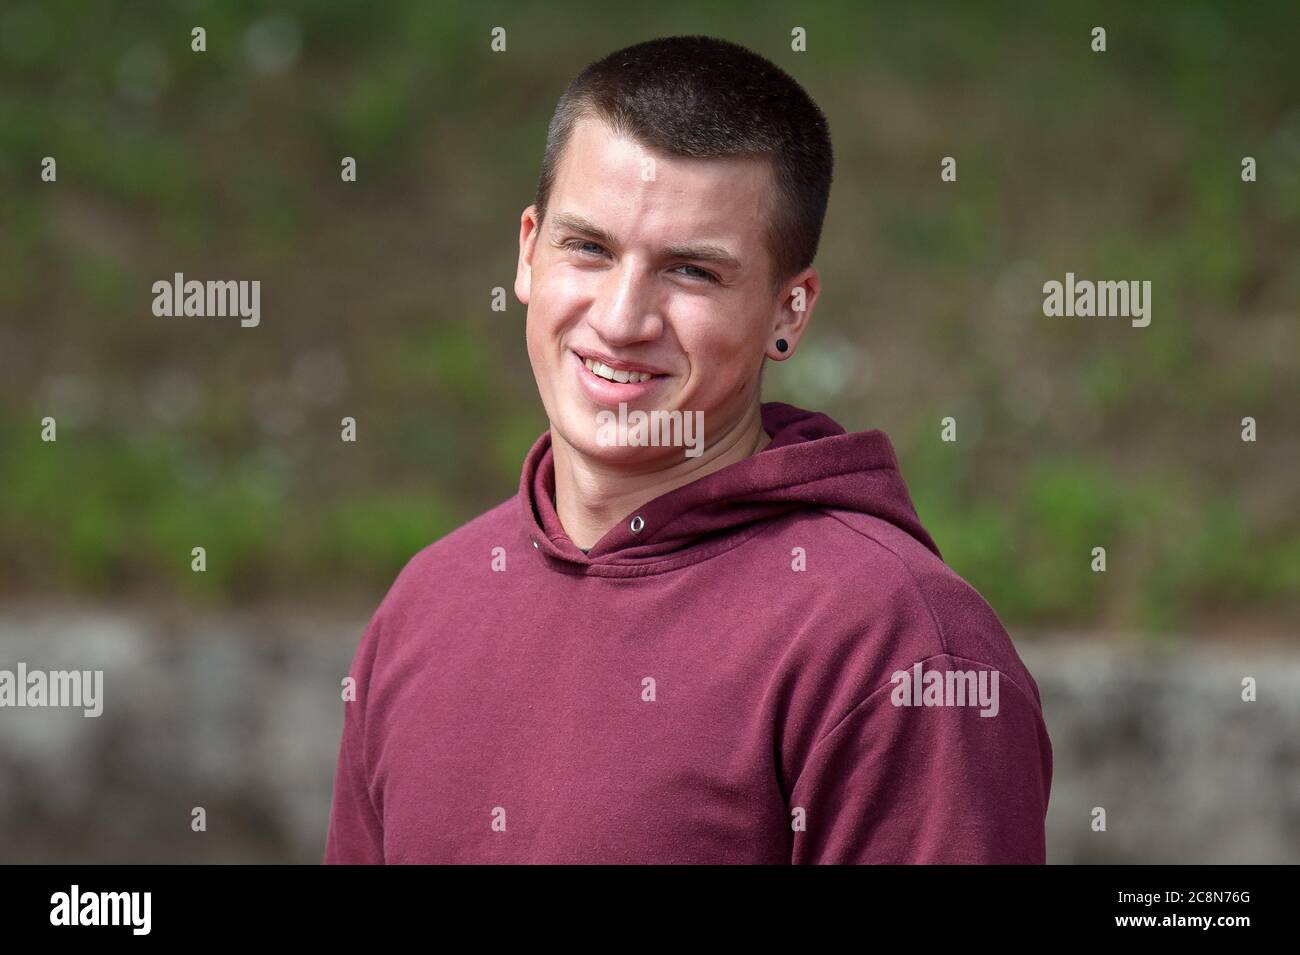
{"left": 556, "top": 115, "right": 770, "bottom": 192}
{"left": 549, "top": 117, "right": 771, "bottom": 251}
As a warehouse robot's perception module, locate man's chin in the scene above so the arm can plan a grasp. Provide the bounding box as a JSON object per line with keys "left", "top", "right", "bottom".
{"left": 554, "top": 391, "right": 719, "bottom": 459}
{"left": 563, "top": 435, "right": 688, "bottom": 467}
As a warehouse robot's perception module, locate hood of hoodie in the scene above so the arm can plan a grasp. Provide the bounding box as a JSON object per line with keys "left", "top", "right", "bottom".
{"left": 519, "top": 401, "right": 940, "bottom": 575}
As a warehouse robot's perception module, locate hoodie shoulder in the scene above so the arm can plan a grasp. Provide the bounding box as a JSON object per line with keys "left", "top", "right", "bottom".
{"left": 808, "top": 507, "right": 1042, "bottom": 704}
{"left": 377, "top": 496, "right": 517, "bottom": 610}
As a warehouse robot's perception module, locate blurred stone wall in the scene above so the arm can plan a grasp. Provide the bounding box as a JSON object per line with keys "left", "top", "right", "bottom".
{"left": 0, "top": 604, "right": 1295, "bottom": 863}
{"left": 1018, "top": 638, "right": 1300, "bottom": 864}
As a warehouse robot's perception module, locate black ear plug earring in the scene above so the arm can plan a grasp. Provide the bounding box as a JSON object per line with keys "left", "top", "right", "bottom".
{"left": 775, "top": 338, "right": 789, "bottom": 353}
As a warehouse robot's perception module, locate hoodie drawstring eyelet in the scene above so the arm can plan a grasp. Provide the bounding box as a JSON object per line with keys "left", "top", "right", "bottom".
{"left": 629, "top": 515, "right": 645, "bottom": 534}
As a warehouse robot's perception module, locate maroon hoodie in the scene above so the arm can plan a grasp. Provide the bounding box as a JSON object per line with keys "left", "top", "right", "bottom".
{"left": 324, "top": 402, "right": 1052, "bottom": 864}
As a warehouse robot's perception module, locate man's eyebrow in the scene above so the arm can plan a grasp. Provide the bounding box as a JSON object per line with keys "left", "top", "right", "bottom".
{"left": 662, "top": 242, "right": 742, "bottom": 270}
{"left": 549, "top": 213, "right": 617, "bottom": 247}
{"left": 549, "top": 212, "right": 742, "bottom": 271}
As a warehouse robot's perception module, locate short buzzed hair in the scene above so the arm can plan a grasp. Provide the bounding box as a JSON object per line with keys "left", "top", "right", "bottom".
{"left": 534, "top": 36, "right": 834, "bottom": 295}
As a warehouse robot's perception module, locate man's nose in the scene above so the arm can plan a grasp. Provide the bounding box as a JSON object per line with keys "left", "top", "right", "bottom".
{"left": 587, "top": 262, "right": 663, "bottom": 345}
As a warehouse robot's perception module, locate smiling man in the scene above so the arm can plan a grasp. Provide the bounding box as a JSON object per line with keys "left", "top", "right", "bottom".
{"left": 325, "top": 35, "right": 1053, "bottom": 864}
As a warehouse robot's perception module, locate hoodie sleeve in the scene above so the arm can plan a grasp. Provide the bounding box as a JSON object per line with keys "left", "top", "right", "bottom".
{"left": 788, "top": 656, "right": 1051, "bottom": 864}
{"left": 323, "top": 616, "right": 385, "bottom": 865}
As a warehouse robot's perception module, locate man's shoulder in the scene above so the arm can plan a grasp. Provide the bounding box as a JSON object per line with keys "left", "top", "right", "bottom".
{"left": 381, "top": 495, "right": 517, "bottom": 599}
{"left": 782, "top": 506, "right": 1037, "bottom": 694}
{"left": 773, "top": 505, "right": 950, "bottom": 602}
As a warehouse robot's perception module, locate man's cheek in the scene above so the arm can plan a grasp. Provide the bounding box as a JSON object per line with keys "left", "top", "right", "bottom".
{"left": 691, "top": 333, "right": 749, "bottom": 375}
{"left": 523, "top": 309, "right": 559, "bottom": 366}
{"left": 533, "top": 280, "right": 582, "bottom": 333}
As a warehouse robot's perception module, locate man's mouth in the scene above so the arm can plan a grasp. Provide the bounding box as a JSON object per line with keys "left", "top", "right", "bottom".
{"left": 581, "top": 357, "right": 657, "bottom": 384}
{"left": 571, "top": 349, "right": 672, "bottom": 405}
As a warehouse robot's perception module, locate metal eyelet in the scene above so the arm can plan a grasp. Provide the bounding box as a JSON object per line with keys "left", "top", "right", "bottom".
{"left": 629, "top": 515, "right": 645, "bottom": 534}
{"left": 531, "top": 537, "right": 539, "bottom": 549}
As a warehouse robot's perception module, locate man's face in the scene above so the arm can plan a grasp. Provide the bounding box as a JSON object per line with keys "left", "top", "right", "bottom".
{"left": 515, "top": 115, "right": 800, "bottom": 464}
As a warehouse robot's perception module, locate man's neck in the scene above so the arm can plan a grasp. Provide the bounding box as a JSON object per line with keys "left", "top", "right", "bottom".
{"left": 552, "top": 404, "right": 771, "bottom": 551}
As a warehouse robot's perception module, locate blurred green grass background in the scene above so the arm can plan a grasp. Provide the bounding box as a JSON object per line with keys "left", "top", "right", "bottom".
{"left": 0, "top": 0, "right": 1296, "bottom": 634}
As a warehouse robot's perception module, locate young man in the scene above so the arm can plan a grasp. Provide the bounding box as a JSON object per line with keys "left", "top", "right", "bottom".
{"left": 325, "top": 36, "right": 1052, "bottom": 864}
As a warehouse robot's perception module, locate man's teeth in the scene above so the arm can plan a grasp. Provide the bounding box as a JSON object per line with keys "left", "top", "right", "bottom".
{"left": 583, "top": 357, "right": 654, "bottom": 383}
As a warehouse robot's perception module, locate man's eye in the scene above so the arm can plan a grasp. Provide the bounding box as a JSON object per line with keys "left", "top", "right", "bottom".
{"left": 561, "top": 240, "right": 717, "bottom": 284}
{"left": 674, "top": 264, "right": 720, "bottom": 284}
{"left": 563, "top": 239, "right": 606, "bottom": 257}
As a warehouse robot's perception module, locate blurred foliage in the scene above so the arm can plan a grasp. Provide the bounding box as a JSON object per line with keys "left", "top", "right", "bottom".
{"left": 0, "top": 0, "right": 1296, "bottom": 632}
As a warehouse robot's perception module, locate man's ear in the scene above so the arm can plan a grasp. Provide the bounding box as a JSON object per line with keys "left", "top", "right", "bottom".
{"left": 515, "top": 205, "right": 540, "bottom": 306}
{"left": 766, "top": 266, "right": 820, "bottom": 360}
